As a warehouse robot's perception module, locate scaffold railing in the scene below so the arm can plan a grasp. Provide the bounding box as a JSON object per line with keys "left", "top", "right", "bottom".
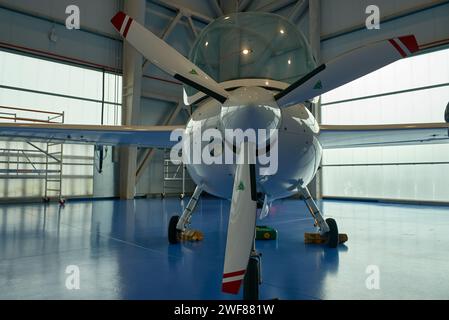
{"left": 0, "top": 105, "right": 65, "bottom": 204}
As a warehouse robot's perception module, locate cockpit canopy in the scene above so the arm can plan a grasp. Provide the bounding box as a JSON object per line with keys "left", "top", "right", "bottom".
{"left": 186, "top": 12, "right": 317, "bottom": 97}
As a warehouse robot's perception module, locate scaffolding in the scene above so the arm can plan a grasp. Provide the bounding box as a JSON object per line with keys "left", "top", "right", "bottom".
{"left": 163, "top": 149, "right": 191, "bottom": 199}
{"left": 0, "top": 105, "right": 65, "bottom": 204}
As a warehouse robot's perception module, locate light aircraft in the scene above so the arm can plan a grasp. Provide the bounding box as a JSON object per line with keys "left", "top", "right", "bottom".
{"left": 1, "top": 11, "right": 448, "bottom": 299}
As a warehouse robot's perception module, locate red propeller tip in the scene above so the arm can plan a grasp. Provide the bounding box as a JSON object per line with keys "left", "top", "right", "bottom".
{"left": 222, "top": 280, "right": 243, "bottom": 295}
{"left": 111, "top": 11, "right": 126, "bottom": 31}
{"left": 398, "top": 35, "right": 419, "bottom": 54}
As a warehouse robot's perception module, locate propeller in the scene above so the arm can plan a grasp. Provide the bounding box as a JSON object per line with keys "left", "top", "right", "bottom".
{"left": 222, "top": 142, "right": 258, "bottom": 294}
{"left": 111, "top": 12, "right": 229, "bottom": 104}
{"left": 275, "top": 35, "right": 419, "bottom": 108}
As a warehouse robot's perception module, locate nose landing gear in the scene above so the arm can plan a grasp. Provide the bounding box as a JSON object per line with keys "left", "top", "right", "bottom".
{"left": 299, "top": 187, "right": 348, "bottom": 247}
{"left": 243, "top": 252, "right": 262, "bottom": 300}
{"left": 168, "top": 186, "right": 204, "bottom": 244}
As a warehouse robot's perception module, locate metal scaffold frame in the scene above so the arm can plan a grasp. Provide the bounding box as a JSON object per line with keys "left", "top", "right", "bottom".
{"left": 162, "top": 149, "right": 192, "bottom": 199}
{"left": 0, "top": 105, "right": 65, "bottom": 204}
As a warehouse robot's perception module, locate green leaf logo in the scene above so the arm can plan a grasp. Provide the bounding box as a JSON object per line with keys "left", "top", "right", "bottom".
{"left": 189, "top": 69, "right": 198, "bottom": 75}
{"left": 237, "top": 182, "right": 245, "bottom": 191}
{"left": 313, "top": 80, "right": 323, "bottom": 90}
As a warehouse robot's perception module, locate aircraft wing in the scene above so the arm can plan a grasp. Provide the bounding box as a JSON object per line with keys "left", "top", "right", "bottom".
{"left": 0, "top": 123, "right": 184, "bottom": 148}
{"left": 319, "top": 123, "right": 449, "bottom": 149}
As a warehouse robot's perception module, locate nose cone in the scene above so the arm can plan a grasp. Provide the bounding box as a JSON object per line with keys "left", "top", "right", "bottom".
{"left": 220, "top": 87, "right": 281, "bottom": 134}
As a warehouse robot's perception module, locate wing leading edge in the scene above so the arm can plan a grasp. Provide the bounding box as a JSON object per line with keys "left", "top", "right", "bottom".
{"left": 0, "top": 123, "right": 184, "bottom": 148}
{"left": 319, "top": 123, "right": 449, "bottom": 149}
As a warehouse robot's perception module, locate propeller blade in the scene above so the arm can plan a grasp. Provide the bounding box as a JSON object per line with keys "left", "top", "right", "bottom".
{"left": 275, "top": 35, "right": 419, "bottom": 108}
{"left": 222, "top": 143, "right": 258, "bottom": 295}
{"left": 111, "top": 12, "right": 229, "bottom": 104}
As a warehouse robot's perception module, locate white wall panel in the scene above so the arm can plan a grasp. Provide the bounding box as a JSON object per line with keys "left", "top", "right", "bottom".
{"left": 322, "top": 47, "right": 449, "bottom": 202}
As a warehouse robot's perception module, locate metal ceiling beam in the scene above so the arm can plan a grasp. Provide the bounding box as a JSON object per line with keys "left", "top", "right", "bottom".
{"left": 221, "top": 0, "right": 239, "bottom": 14}
{"left": 321, "top": 0, "right": 449, "bottom": 42}
{"left": 0, "top": 3, "right": 120, "bottom": 40}
{"left": 187, "top": 15, "right": 199, "bottom": 37}
{"left": 289, "top": 0, "right": 309, "bottom": 22}
{"left": 150, "top": 0, "right": 213, "bottom": 24}
{"left": 210, "top": 0, "right": 224, "bottom": 17}
{"left": 238, "top": 0, "right": 253, "bottom": 12}
{"left": 142, "top": 10, "right": 183, "bottom": 72}
{"left": 254, "top": 0, "right": 297, "bottom": 12}
{"left": 141, "top": 90, "right": 180, "bottom": 103}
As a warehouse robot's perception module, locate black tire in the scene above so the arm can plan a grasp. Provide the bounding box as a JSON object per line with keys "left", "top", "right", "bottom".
{"left": 161, "top": 193, "right": 166, "bottom": 199}
{"left": 326, "top": 218, "right": 339, "bottom": 248}
{"left": 243, "top": 256, "right": 260, "bottom": 300}
{"left": 168, "top": 215, "right": 180, "bottom": 244}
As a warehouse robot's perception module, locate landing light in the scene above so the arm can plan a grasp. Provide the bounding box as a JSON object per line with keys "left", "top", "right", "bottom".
{"left": 280, "top": 29, "right": 285, "bottom": 34}
{"left": 242, "top": 49, "right": 250, "bottom": 55}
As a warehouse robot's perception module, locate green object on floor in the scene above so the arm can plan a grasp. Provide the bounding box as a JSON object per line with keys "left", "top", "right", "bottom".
{"left": 256, "top": 226, "right": 278, "bottom": 240}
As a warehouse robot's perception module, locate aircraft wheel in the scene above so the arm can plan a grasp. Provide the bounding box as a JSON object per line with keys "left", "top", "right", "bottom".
{"left": 243, "top": 256, "right": 260, "bottom": 300}
{"left": 325, "top": 218, "right": 339, "bottom": 248}
{"left": 168, "top": 215, "right": 181, "bottom": 244}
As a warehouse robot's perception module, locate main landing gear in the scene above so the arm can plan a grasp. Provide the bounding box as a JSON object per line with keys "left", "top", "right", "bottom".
{"left": 168, "top": 186, "right": 203, "bottom": 244}
{"left": 299, "top": 187, "right": 347, "bottom": 248}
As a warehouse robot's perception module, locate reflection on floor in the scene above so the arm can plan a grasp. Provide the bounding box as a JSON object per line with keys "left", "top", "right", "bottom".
{"left": 1, "top": 197, "right": 449, "bottom": 299}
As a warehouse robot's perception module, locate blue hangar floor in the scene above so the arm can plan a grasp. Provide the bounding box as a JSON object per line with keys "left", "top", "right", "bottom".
{"left": 1, "top": 197, "right": 449, "bottom": 300}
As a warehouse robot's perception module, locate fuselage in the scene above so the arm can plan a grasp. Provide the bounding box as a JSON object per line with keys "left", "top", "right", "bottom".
{"left": 183, "top": 86, "right": 322, "bottom": 202}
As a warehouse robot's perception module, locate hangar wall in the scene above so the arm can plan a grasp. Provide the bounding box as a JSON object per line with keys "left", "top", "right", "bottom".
{"left": 0, "top": 0, "right": 448, "bottom": 200}
{"left": 322, "top": 47, "right": 449, "bottom": 203}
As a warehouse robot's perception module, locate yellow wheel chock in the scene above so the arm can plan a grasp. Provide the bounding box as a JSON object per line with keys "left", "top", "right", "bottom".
{"left": 304, "top": 232, "right": 348, "bottom": 245}
{"left": 180, "top": 230, "right": 204, "bottom": 242}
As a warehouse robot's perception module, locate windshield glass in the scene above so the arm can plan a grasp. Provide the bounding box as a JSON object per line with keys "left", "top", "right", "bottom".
{"left": 186, "top": 12, "right": 317, "bottom": 96}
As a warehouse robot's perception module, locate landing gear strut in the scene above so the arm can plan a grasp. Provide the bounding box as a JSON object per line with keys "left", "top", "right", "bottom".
{"left": 299, "top": 187, "right": 341, "bottom": 248}
{"left": 168, "top": 185, "right": 203, "bottom": 244}
{"left": 243, "top": 239, "right": 261, "bottom": 300}
{"left": 243, "top": 253, "right": 261, "bottom": 300}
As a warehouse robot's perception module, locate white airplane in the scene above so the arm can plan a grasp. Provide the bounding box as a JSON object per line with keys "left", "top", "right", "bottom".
{"left": 1, "top": 11, "right": 448, "bottom": 299}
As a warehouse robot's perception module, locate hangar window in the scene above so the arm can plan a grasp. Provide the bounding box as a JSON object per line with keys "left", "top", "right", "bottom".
{"left": 321, "top": 47, "right": 449, "bottom": 203}
{"left": 0, "top": 50, "right": 122, "bottom": 199}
